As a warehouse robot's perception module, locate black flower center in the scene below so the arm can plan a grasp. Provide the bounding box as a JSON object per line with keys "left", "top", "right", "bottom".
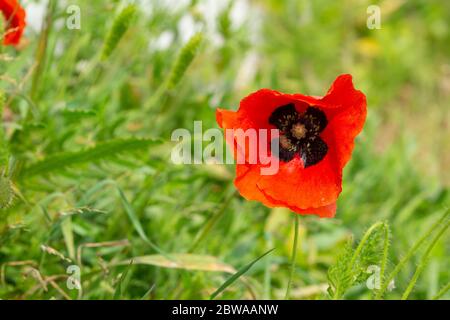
{"left": 269, "top": 104, "right": 328, "bottom": 167}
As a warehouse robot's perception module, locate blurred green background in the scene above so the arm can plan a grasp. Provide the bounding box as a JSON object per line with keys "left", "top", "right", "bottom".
{"left": 0, "top": 0, "right": 448, "bottom": 299}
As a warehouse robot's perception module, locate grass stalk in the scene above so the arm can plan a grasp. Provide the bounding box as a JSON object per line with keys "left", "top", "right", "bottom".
{"left": 432, "top": 282, "right": 450, "bottom": 300}
{"left": 30, "top": 0, "right": 57, "bottom": 101}
{"left": 285, "top": 213, "right": 299, "bottom": 300}
{"left": 375, "top": 210, "right": 450, "bottom": 299}
{"left": 401, "top": 218, "right": 450, "bottom": 300}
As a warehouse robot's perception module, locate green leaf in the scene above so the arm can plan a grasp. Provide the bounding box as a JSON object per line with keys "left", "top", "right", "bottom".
{"left": 118, "top": 187, "right": 168, "bottom": 258}
{"left": 20, "top": 138, "right": 161, "bottom": 178}
{"left": 210, "top": 248, "right": 275, "bottom": 300}
{"left": 327, "top": 238, "right": 354, "bottom": 299}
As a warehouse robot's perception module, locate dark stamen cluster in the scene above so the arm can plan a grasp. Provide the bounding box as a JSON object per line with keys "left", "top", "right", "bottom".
{"left": 269, "top": 104, "right": 328, "bottom": 167}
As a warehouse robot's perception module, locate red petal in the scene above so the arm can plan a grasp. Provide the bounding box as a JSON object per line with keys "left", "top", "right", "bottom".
{"left": 216, "top": 74, "right": 366, "bottom": 218}
{"left": 1, "top": 0, "right": 27, "bottom": 46}
{"left": 291, "top": 203, "right": 337, "bottom": 218}
{"left": 236, "top": 158, "right": 340, "bottom": 210}
{"left": 319, "top": 75, "right": 367, "bottom": 169}
{"left": 235, "top": 163, "right": 337, "bottom": 218}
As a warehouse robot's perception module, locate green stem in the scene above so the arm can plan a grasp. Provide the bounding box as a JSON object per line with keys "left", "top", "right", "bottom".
{"left": 263, "top": 233, "right": 273, "bottom": 300}
{"left": 30, "top": 0, "right": 56, "bottom": 101}
{"left": 285, "top": 213, "right": 299, "bottom": 300}
{"left": 401, "top": 219, "right": 450, "bottom": 300}
{"left": 432, "top": 282, "right": 450, "bottom": 300}
{"left": 378, "top": 223, "right": 390, "bottom": 297}
{"left": 375, "top": 210, "right": 450, "bottom": 299}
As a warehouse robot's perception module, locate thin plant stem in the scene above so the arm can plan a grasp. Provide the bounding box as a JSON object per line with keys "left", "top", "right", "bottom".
{"left": 263, "top": 233, "right": 273, "bottom": 300}
{"left": 377, "top": 223, "right": 390, "bottom": 298}
{"left": 401, "top": 219, "right": 450, "bottom": 300}
{"left": 432, "top": 282, "right": 450, "bottom": 300}
{"left": 285, "top": 213, "right": 299, "bottom": 300}
{"left": 30, "top": 0, "right": 56, "bottom": 101}
{"left": 375, "top": 210, "right": 450, "bottom": 299}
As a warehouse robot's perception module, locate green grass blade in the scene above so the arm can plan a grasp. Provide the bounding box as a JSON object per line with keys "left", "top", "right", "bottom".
{"left": 61, "top": 217, "right": 75, "bottom": 260}
{"left": 432, "top": 282, "right": 450, "bottom": 300}
{"left": 210, "top": 248, "right": 275, "bottom": 300}
{"left": 140, "top": 284, "right": 156, "bottom": 300}
{"left": 117, "top": 187, "right": 168, "bottom": 258}
{"left": 21, "top": 138, "right": 161, "bottom": 178}
{"left": 113, "top": 260, "right": 133, "bottom": 300}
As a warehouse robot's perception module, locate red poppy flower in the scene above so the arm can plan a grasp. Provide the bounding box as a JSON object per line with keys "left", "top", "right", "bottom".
{"left": 1, "top": 0, "right": 26, "bottom": 46}
{"left": 216, "top": 74, "right": 367, "bottom": 218}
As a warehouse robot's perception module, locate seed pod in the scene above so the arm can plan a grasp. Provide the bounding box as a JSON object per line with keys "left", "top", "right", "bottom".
{"left": 101, "top": 5, "right": 137, "bottom": 60}
{"left": 166, "top": 33, "right": 203, "bottom": 90}
{"left": 0, "top": 176, "right": 14, "bottom": 209}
